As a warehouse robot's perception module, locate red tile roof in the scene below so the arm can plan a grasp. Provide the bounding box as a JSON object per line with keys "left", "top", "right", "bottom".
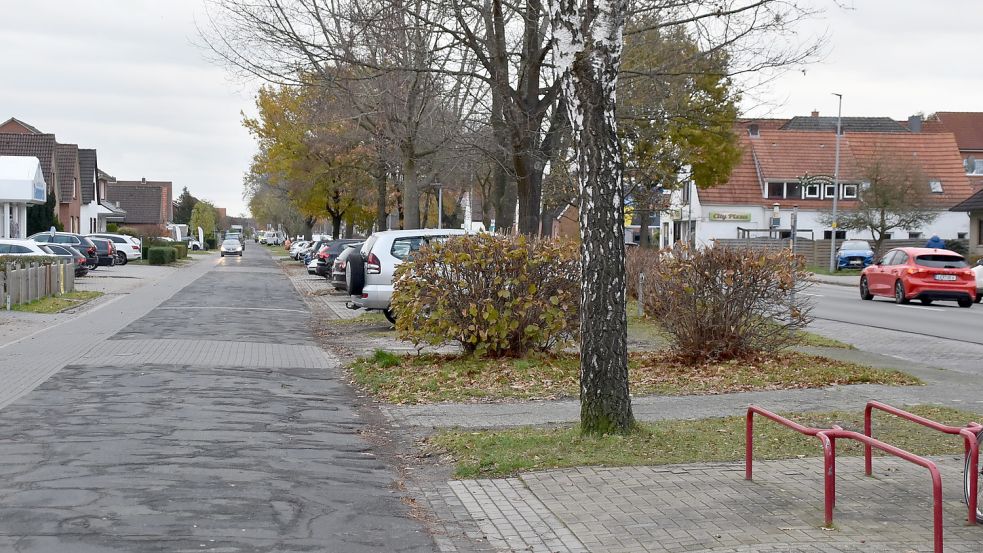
{"left": 930, "top": 112, "right": 983, "bottom": 151}
{"left": 700, "top": 128, "right": 973, "bottom": 209}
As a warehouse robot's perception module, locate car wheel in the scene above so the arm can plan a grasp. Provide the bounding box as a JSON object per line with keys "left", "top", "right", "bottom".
{"left": 116, "top": 252, "right": 128, "bottom": 266}
{"left": 346, "top": 254, "right": 366, "bottom": 295}
{"left": 383, "top": 308, "right": 397, "bottom": 325}
{"left": 919, "top": 298, "right": 933, "bottom": 306}
{"left": 859, "top": 277, "right": 873, "bottom": 300}
{"left": 221, "top": 253, "right": 224, "bottom": 257}
{"left": 959, "top": 298, "right": 973, "bottom": 308}
{"left": 894, "top": 280, "right": 909, "bottom": 304}
{"left": 975, "top": 294, "right": 982, "bottom": 304}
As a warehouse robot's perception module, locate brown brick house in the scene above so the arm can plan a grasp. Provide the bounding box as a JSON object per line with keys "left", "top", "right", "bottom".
{"left": 106, "top": 178, "right": 173, "bottom": 235}
{"left": 54, "top": 143, "right": 82, "bottom": 233}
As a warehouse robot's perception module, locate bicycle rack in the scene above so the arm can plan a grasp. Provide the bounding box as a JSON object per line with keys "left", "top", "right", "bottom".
{"left": 865, "top": 400, "right": 982, "bottom": 525}
{"left": 746, "top": 405, "right": 945, "bottom": 553}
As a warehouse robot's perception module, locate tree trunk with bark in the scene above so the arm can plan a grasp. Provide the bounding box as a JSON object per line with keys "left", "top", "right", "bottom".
{"left": 375, "top": 159, "right": 388, "bottom": 231}
{"left": 402, "top": 149, "right": 421, "bottom": 229}
{"left": 551, "top": 0, "right": 633, "bottom": 435}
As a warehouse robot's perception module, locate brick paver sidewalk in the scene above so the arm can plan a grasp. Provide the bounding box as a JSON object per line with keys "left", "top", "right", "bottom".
{"left": 435, "top": 456, "right": 982, "bottom": 552}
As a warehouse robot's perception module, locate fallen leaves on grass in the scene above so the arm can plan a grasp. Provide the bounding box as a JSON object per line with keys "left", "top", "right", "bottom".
{"left": 349, "top": 350, "right": 920, "bottom": 404}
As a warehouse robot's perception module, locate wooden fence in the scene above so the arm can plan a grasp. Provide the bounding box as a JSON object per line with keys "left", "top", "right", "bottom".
{"left": 712, "top": 238, "right": 967, "bottom": 267}
{"left": 0, "top": 261, "right": 75, "bottom": 308}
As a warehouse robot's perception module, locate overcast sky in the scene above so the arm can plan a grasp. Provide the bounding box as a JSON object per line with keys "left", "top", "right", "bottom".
{"left": 1, "top": 1, "right": 981, "bottom": 218}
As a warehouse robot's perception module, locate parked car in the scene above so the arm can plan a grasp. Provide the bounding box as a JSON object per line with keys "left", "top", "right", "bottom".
{"left": 0, "top": 238, "right": 56, "bottom": 257}
{"left": 88, "top": 237, "right": 118, "bottom": 267}
{"left": 289, "top": 240, "right": 310, "bottom": 260}
{"left": 303, "top": 239, "right": 331, "bottom": 265}
{"left": 347, "top": 229, "right": 468, "bottom": 323}
{"left": 88, "top": 233, "right": 142, "bottom": 264}
{"left": 972, "top": 258, "right": 983, "bottom": 304}
{"left": 332, "top": 243, "right": 362, "bottom": 290}
{"left": 220, "top": 238, "right": 243, "bottom": 257}
{"left": 43, "top": 243, "right": 89, "bottom": 277}
{"left": 29, "top": 232, "right": 99, "bottom": 270}
{"left": 860, "top": 247, "right": 976, "bottom": 307}
{"left": 306, "top": 256, "right": 319, "bottom": 275}
{"left": 835, "top": 239, "right": 875, "bottom": 270}
{"left": 315, "top": 239, "right": 362, "bottom": 279}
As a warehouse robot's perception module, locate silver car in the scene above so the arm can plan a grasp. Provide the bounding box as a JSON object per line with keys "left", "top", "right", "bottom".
{"left": 347, "top": 228, "right": 467, "bottom": 323}
{"left": 220, "top": 239, "right": 243, "bottom": 257}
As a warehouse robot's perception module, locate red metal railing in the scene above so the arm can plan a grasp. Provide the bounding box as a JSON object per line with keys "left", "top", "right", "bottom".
{"left": 746, "top": 406, "right": 837, "bottom": 520}
{"left": 865, "top": 400, "right": 982, "bottom": 524}
{"left": 746, "top": 405, "right": 946, "bottom": 553}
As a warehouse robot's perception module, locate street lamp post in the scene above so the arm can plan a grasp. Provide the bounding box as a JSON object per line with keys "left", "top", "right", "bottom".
{"left": 433, "top": 182, "right": 444, "bottom": 230}
{"left": 828, "top": 93, "right": 843, "bottom": 272}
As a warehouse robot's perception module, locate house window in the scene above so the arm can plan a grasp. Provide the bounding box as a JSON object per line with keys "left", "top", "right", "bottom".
{"left": 786, "top": 182, "right": 801, "bottom": 199}
{"left": 823, "top": 230, "right": 847, "bottom": 240}
{"left": 929, "top": 179, "right": 943, "bottom": 193}
{"left": 803, "top": 183, "right": 820, "bottom": 199}
{"left": 958, "top": 232, "right": 968, "bottom": 239}
{"left": 767, "top": 182, "right": 784, "bottom": 198}
{"left": 823, "top": 183, "right": 837, "bottom": 199}
{"left": 909, "top": 231, "right": 922, "bottom": 239}
{"left": 841, "top": 184, "right": 858, "bottom": 199}
{"left": 964, "top": 158, "right": 983, "bottom": 175}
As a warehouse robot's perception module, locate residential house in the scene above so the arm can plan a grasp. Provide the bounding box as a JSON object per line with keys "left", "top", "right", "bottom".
{"left": 78, "top": 150, "right": 126, "bottom": 233}
{"left": 0, "top": 156, "right": 47, "bottom": 238}
{"left": 106, "top": 177, "right": 173, "bottom": 235}
{"left": 950, "top": 189, "right": 983, "bottom": 258}
{"left": 662, "top": 113, "right": 974, "bottom": 248}
{"left": 918, "top": 112, "right": 983, "bottom": 192}
{"left": 0, "top": 129, "right": 60, "bottom": 233}
{"left": 54, "top": 143, "right": 82, "bottom": 233}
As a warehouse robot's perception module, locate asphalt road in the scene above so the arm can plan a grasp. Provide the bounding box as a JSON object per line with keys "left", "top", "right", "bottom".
{"left": 807, "top": 281, "right": 983, "bottom": 346}
{"left": 0, "top": 246, "right": 434, "bottom": 552}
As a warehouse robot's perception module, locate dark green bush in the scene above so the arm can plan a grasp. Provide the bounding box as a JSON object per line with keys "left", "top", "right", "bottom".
{"left": 205, "top": 237, "right": 217, "bottom": 250}
{"left": 391, "top": 234, "right": 581, "bottom": 357}
{"left": 148, "top": 247, "right": 176, "bottom": 265}
{"left": 173, "top": 244, "right": 188, "bottom": 259}
{"left": 106, "top": 223, "right": 119, "bottom": 232}
{"left": 0, "top": 255, "right": 60, "bottom": 271}
{"left": 944, "top": 239, "right": 968, "bottom": 256}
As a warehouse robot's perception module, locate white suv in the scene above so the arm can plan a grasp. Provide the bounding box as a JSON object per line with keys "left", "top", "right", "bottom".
{"left": 347, "top": 228, "right": 467, "bottom": 323}
{"left": 88, "top": 233, "right": 142, "bottom": 264}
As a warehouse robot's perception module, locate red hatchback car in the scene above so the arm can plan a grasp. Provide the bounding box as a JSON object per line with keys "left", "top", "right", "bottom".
{"left": 860, "top": 247, "right": 976, "bottom": 307}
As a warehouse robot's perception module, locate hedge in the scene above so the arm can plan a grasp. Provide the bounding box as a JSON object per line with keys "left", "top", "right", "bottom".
{"left": 0, "top": 255, "right": 61, "bottom": 272}
{"left": 173, "top": 244, "right": 188, "bottom": 259}
{"left": 148, "top": 247, "right": 177, "bottom": 265}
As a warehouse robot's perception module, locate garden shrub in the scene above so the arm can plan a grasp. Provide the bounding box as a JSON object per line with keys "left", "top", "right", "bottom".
{"left": 641, "top": 245, "right": 812, "bottom": 363}
{"left": 626, "top": 246, "right": 663, "bottom": 301}
{"left": 944, "top": 239, "right": 968, "bottom": 256}
{"left": 148, "top": 247, "right": 175, "bottom": 265}
{"left": 106, "top": 223, "right": 119, "bottom": 232}
{"left": 205, "top": 237, "right": 218, "bottom": 250}
{"left": 173, "top": 244, "right": 188, "bottom": 259}
{"left": 117, "top": 226, "right": 140, "bottom": 237}
{"left": 391, "top": 234, "right": 580, "bottom": 357}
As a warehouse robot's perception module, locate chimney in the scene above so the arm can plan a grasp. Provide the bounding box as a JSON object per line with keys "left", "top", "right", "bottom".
{"left": 141, "top": 177, "right": 146, "bottom": 184}
{"left": 811, "top": 110, "right": 820, "bottom": 118}
{"left": 908, "top": 115, "right": 922, "bottom": 133}
{"left": 747, "top": 123, "right": 760, "bottom": 138}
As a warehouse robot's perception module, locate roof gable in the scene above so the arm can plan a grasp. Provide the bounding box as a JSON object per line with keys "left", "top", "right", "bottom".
{"left": 55, "top": 143, "right": 79, "bottom": 203}
{"left": 107, "top": 182, "right": 167, "bottom": 224}
{"left": 931, "top": 112, "right": 983, "bottom": 151}
{"left": 0, "top": 118, "right": 43, "bottom": 134}
{"left": 0, "top": 133, "right": 58, "bottom": 201}
{"left": 78, "top": 149, "right": 97, "bottom": 204}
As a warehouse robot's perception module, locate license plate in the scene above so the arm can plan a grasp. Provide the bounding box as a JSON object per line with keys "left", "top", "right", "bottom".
{"left": 934, "top": 274, "right": 957, "bottom": 281}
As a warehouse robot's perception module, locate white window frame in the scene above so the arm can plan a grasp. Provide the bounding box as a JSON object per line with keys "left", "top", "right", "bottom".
{"left": 803, "top": 183, "right": 821, "bottom": 199}
{"left": 841, "top": 184, "right": 858, "bottom": 199}
{"left": 975, "top": 160, "right": 983, "bottom": 175}
{"left": 929, "top": 179, "right": 943, "bottom": 194}
{"left": 823, "top": 183, "right": 837, "bottom": 199}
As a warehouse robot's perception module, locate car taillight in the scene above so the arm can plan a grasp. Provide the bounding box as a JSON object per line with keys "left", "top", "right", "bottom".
{"left": 132, "top": 245, "right": 140, "bottom": 250}
{"left": 88, "top": 246, "right": 96, "bottom": 255}
{"left": 318, "top": 252, "right": 327, "bottom": 259}
{"left": 366, "top": 253, "right": 381, "bottom": 274}
{"left": 339, "top": 261, "right": 346, "bottom": 269}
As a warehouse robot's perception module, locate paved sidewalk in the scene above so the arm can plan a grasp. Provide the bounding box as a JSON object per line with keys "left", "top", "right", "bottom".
{"left": 809, "top": 273, "right": 860, "bottom": 287}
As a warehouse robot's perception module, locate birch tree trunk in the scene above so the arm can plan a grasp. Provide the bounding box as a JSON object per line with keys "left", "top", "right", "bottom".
{"left": 550, "top": 0, "right": 633, "bottom": 434}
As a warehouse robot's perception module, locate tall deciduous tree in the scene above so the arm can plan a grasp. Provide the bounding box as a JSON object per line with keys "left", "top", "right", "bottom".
{"left": 189, "top": 200, "right": 219, "bottom": 241}
{"left": 820, "top": 153, "right": 938, "bottom": 254}
{"left": 550, "top": 0, "right": 634, "bottom": 435}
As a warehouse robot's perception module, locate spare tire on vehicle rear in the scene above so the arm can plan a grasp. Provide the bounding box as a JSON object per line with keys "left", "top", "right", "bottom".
{"left": 346, "top": 253, "right": 365, "bottom": 296}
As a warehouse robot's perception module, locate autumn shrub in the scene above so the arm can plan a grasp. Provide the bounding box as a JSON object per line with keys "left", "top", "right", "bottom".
{"left": 626, "top": 246, "right": 664, "bottom": 301}
{"left": 390, "top": 234, "right": 581, "bottom": 357}
{"left": 641, "top": 245, "right": 812, "bottom": 363}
